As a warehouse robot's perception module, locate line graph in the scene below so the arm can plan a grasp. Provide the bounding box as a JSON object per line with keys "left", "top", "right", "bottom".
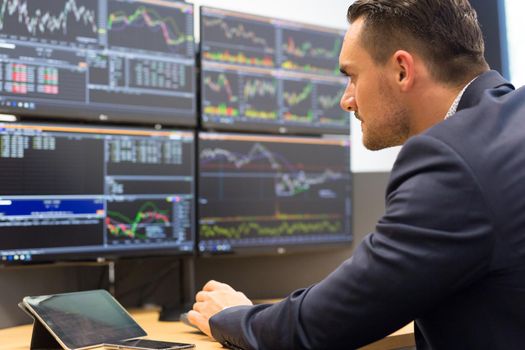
{"left": 198, "top": 135, "right": 352, "bottom": 248}
{"left": 201, "top": 143, "right": 280, "bottom": 170}
{"left": 283, "top": 83, "right": 313, "bottom": 106}
{"left": 318, "top": 91, "right": 342, "bottom": 110}
{"left": 241, "top": 76, "right": 278, "bottom": 120}
{"left": 283, "top": 36, "right": 341, "bottom": 60}
{"left": 203, "top": 17, "right": 272, "bottom": 50}
{"left": 106, "top": 200, "right": 171, "bottom": 240}
{"left": 281, "top": 28, "right": 342, "bottom": 75}
{"left": 201, "top": 12, "right": 275, "bottom": 67}
{"left": 316, "top": 83, "right": 349, "bottom": 127}
{"left": 200, "top": 142, "right": 345, "bottom": 197}
{"left": 276, "top": 170, "right": 343, "bottom": 197}
{"left": 243, "top": 78, "right": 277, "bottom": 99}
{"left": 282, "top": 80, "right": 314, "bottom": 123}
{"left": 107, "top": 1, "right": 193, "bottom": 56}
{"left": 0, "top": 0, "right": 97, "bottom": 41}
{"left": 203, "top": 73, "right": 238, "bottom": 103}
{"left": 202, "top": 70, "right": 240, "bottom": 118}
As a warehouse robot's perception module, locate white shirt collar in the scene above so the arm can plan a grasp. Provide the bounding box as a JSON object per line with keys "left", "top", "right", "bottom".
{"left": 444, "top": 77, "right": 477, "bottom": 120}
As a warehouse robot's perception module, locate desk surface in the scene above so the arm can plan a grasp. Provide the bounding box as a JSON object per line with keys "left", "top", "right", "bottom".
{"left": 0, "top": 309, "right": 414, "bottom": 350}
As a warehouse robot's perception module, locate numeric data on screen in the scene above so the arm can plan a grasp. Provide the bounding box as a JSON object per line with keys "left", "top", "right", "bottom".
{"left": 0, "top": 123, "right": 195, "bottom": 261}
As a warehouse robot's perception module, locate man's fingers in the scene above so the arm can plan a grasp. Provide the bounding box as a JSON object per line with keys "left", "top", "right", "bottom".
{"left": 195, "top": 291, "right": 208, "bottom": 302}
{"left": 192, "top": 301, "right": 204, "bottom": 313}
{"left": 203, "top": 279, "right": 235, "bottom": 292}
{"left": 187, "top": 310, "right": 212, "bottom": 338}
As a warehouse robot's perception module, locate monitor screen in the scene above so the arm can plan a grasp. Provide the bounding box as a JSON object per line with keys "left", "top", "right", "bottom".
{"left": 0, "top": 122, "right": 194, "bottom": 264}
{"left": 0, "top": 0, "right": 196, "bottom": 126}
{"left": 200, "top": 7, "right": 349, "bottom": 135}
{"left": 198, "top": 132, "right": 352, "bottom": 254}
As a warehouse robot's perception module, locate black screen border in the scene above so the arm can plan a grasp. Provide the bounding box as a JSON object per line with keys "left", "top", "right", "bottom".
{"left": 198, "top": 6, "right": 350, "bottom": 136}
{"left": 197, "top": 130, "right": 353, "bottom": 257}
{"left": 0, "top": 121, "right": 196, "bottom": 265}
{"left": 0, "top": 0, "right": 197, "bottom": 128}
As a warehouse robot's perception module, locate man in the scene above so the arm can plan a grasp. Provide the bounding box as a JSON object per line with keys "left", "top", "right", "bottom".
{"left": 189, "top": 0, "right": 525, "bottom": 348}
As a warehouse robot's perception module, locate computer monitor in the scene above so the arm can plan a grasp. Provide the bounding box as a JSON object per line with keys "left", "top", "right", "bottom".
{"left": 198, "top": 132, "right": 352, "bottom": 254}
{"left": 199, "top": 6, "right": 349, "bottom": 135}
{"left": 0, "top": 0, "right": 196, "bottom": 126}
{"left": 0, "top": 122, "right": 195, "bottom": 264}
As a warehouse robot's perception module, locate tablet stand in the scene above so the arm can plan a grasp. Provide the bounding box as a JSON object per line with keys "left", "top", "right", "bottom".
{"left": 18, "top": 303, "right": 62, "bottom": 350}
{"left": 29, "top": 317, "right": 62, "bottom": 350}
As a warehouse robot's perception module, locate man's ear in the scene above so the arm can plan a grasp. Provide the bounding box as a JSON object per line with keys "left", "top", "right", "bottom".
{"left": 391, "top": 50, "right": 415, "bottom": 91}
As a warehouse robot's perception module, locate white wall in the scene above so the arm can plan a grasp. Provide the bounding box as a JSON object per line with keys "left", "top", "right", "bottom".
{"left": 188, "top": 0, "right": 399, "bottom": 173}
{"left": 504, "top": 0, "right": 525, "bottom": 88}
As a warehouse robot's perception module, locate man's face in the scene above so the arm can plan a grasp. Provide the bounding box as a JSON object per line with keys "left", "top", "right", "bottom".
{"left": 339, "top": 18, "right": 410, "bottom": 150}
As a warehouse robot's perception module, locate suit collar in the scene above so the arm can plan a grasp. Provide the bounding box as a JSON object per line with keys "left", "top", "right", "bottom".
{"left": 457, "top": 70, "right": 514, "bottom": 112}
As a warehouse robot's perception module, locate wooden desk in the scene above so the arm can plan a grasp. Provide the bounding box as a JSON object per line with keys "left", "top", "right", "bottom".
{"left": 0, "top": 309, "right": 414, "bottom": 350}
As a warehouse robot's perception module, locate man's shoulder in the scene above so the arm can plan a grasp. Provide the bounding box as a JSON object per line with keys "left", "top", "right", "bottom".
{"left": 422, "top": 82, "right": 521, "bottom": 150}
{"left": 390, "top": 83, "right": 525, "bottom": 197}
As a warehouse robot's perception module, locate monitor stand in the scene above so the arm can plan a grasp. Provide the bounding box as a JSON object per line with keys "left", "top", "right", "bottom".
{"left": 159, "top": 302, "right": 193, "bottom": 321}
{"left": 158, "top": 256, "right": 195, "bottom": 322}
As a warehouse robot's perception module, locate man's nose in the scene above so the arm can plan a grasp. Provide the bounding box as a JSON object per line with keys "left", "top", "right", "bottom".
{"left": 340, "top": 84, "right": 356, "bottom": 112}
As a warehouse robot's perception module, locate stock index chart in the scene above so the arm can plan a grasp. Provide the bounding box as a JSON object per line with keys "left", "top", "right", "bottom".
{"left": 200, "top": 8, "right": 275, "bottom": 68}
{"left": 0, "top": 0, "right": 98, "bottom": 44}
{"left": 0, "top": 0, "right": 196, "bottom": 125}
{"left": 201, "top": 67, "right": 280, "bottom": 122}
{"left": 0, "top": 123, "right": 195, "bottom": 263}
{"left": 107, "top": 0, "right": 194, "bottom": 56}
{"left": 198, "top": 133, "right": 352, "bottom": 253}
{"left": 200, "top": 7, "right": 349, "bottom": 135}
{"left": 281, "top": 27, "right": 342, "bottom": 75}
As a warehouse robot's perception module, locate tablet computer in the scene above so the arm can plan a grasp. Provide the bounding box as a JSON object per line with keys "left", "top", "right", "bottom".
{"left": 21, "top": 290, "right": 194, "bottom": 350}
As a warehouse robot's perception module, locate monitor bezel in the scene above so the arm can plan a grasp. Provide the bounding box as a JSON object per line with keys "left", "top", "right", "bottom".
{"left": 198, "top": 6, "right": 350, "bottom": 136}
{"left": 0, "top": 121, "right": 197, "bottom": 266}
{"left": 196, "top": 130, "right": 353, "bottom": 257}
{"left": 0, "top": 0, "right": 198, "bottom": 128}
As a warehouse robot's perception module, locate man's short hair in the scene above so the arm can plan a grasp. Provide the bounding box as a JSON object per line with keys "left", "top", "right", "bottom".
{"left": 347, "top": 0, "right": 489, "bottom": 85}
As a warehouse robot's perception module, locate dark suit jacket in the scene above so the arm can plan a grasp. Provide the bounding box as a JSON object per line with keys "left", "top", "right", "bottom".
{"left": 210, "top": 71, "right": 525, "bottom": 349}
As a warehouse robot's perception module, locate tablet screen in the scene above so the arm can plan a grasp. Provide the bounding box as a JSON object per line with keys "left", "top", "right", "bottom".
{"left": 24, "top": 290, "right": 146, "bottom": 349}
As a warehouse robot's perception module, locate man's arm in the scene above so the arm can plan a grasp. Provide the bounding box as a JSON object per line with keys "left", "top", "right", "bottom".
{"left": 190, "top": 134, "right": 495, "bottom": 349}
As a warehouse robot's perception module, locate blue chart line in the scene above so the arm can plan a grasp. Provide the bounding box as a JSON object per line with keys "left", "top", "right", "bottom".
{"left": 200, "top": 143, "right": 344, "bottom": 197}
{"left": 0, "top": 0, "right": 97, "bottom": 35}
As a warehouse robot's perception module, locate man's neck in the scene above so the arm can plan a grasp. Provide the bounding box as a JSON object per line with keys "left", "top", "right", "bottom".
{"left": 407, "top": 80, "right": 470, "bottom": 136}
{"left": 445, "top": 77, "right": 477, "bottom": 119}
